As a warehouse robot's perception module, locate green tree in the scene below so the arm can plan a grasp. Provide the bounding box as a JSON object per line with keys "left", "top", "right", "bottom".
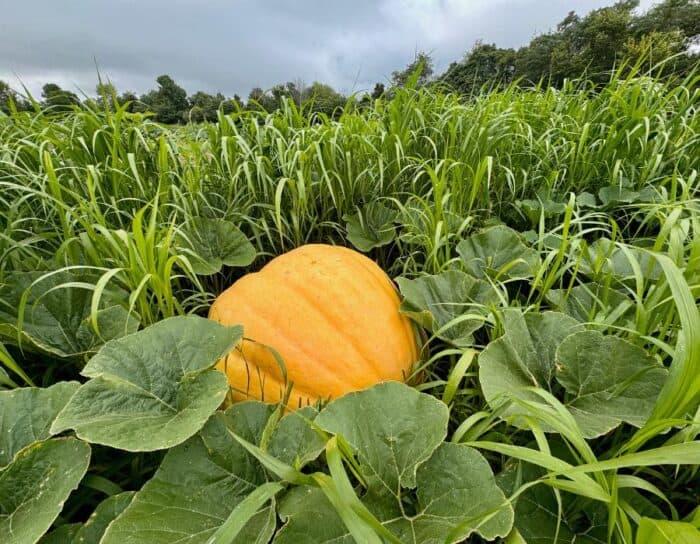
{"left": 0, "top": 80, "right": 18, "bottom": 113}
{"left": 41, "top": 83, "right": 80, "bottom": 112}
{"left": 188, "top": 91, "right": 217, "bottom": 122}
{"left": 564, "top": 1, "right": 637, "bottom": 83}
{"left": 514, "top": 34, "right": 562, "bottom": 84}
{"left": 304, "top": 82, "right": 346, "bottom": 117}
{"left": 117, "top": 91, "right": 144, "bottom": 113}
{"left": 624, "top": 30, "right": 689, "bottom": 71}
{"left": 392, "top": 51, "right": 434, "bottom": 88}
{"left": 633, "top": 0, "right": 700, "bottom": 43}
{"left": 441, "top": 42, "right": 516, "bottom": 93}
{"left": 141, "top": 75, "right": 189, "bottom": 124}
{"left": 371, "top": 83, "right": 385, "bottom": 99}
{"left": 247, "top": 86, "right": 278, "bottom": 112}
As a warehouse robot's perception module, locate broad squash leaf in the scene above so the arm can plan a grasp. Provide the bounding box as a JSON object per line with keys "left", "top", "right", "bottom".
{"left": 555, "top": 331, "right": 669, "bottom": 438}
{"left": 577, "top": 192, "right": 598, "bottom": 208}
{"left": 51, "top": 316, "right": 240, "bottom": 451}
{"left": 598, "top": 185, "right": 658, "bottom": 207}
{"left": 38, "top": 493, "right": 133, "bottom": 544}
{"left": 480, "top": 311, "right": 667, "bottom": 438}
{"left": 0, "top": 271, "right": 139, "bottom": 358}
{"left": 517, "top": 196, "right": 567, "bottom": 225}
{"left": 580, "top": 239, "right": 662, "bottom": 282}
{"left": 497, "top": 461, "right": 605, "bottom": 544}
{"left": 275, "top": 486, "right": 349, "bottom": 544}
{"left": 546, "top": 282, "right": 634, "bottom": 324}
{"left": 176, "top": 217, "right": 256, "bottom": 275}
{"left": 387, "top": 442, "right": 513, "bottom": 543}
{"left": 344, "top": 202, "right": 397, "bottom": 252}
{"left": 479, "top": 309, "right": 583, "bottom": 423}
{"left": 396, "top": 270, "right": 500, "bottom": 346}
{"left": 457, "top": 225, "right": 540, "bottom": 281}
{"left": 0, "top": 381, "right": 79, "bottom": 467}
{"left": 280, "top": 382, "right": 514, "bottom": 543}
{"left": 0, "top": 438, "right": 91, "bottom": 544}
{"left": 315, "top": 381, "right": 449, "bottom": 491}
{"left": 39, "top": 524, "right": 82, "bottom": 543}
{"left": 267, "top": 406, "right": 325, "bottom": 468}
{"left": 101, "top": 402, "right": 278, "bottom": 544}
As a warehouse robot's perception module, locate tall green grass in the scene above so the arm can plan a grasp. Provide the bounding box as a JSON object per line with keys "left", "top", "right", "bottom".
{"left": 1, "top": 67, "right": 698, "bottom": 541}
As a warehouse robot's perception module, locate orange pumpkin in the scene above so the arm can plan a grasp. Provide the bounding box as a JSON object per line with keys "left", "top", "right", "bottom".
{"left": 208, "top": 244, "right": 418, "bottom": 409}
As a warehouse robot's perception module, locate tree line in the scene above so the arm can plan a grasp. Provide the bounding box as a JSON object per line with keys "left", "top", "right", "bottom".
{"left": 1, "top": 0, "right": 698, "bottom": 122}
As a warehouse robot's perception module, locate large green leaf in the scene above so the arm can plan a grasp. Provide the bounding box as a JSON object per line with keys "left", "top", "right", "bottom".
{"left": 276, "top": 444, "right": 513, "bottom": 544}
{"left": 457, "top": 225, "right": 540, "bottom": 281}
{"left": 278, "top": 383, "right": 514, "bottom": 543}
{"left": 72, "top": 492, "right": 135, "bottom": 544}
{"left": 580, "top": 239, "right": 661, "bottom": 282}
{"left": 0, "top": 438, "right": 91, "bottom": 544}
{"left": 176, "top": 217, "right": 256, "bottom": 275}
{"left": 479, "top": 309, "right": 583, "bottom": 421}
{"left": 344, "top": 202, "right": 397, "bottom": 252}
{"left": 315, "top": 382, "right": 448, "bottom": 491}
{"left": 598, "top": 185, "right": 658, "bottom": 207}
{"left": 267, "top": 407, "right": 325, "bottom": 468}
{"left": 102, "top": 402, "right": 276, "bottom": 544}
{"left": 396, "top": 270, "right": 500, "bottom": 346}
{"left": 51, "top": 316, "right": 240, "bottom": 451}
{"left": 387, "top": 443, "right": 513, "bottom": 543}
{"left": 636, "top": 518, "right": 700, "bottom": 543}
{"left": 555, "top": 331, "right": 669, "bottom": 438}
{"left": 517, "top": 195, "right": 567, "bottom": 225}
{"left": 39, "top": 524, "right": 82, "bottom": 544}
{"left": 545, "top": 283, "right": 633, "bottom": 324}
{"left": 0, "top": 271, "right": 139, "bottom": 358}
{"left": 0, "top": 381, "right": 79, "bottom": 467}
{"left": 275, "top": 486, "right": 349, "bottom": 544}
{"left": 497, "top": 461, "right": 604, "bottom": 544}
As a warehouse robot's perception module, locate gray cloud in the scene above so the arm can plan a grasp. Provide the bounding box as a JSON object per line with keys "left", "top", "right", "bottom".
{"left": 0, "top": 0, "right": 657, "bottom": 98}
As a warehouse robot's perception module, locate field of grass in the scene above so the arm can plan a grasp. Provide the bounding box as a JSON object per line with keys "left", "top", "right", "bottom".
{"left": 0, "top": 68, "right": 699, "bottom": 543}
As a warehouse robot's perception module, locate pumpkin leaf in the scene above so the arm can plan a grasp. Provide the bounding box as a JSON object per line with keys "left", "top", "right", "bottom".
{"left": 636, "top": 518, "right": 700, "bottom": 543}
{"left": 344, "top": 202, "right": 397, "bottom": 252}
{"left": 102, "top": 402, "right": 276, "bottom": 544}
{"left": 280, "top": 383, "right": 514, "bottom": 543}
{"left": 497, "top": 461, "right": 604, "bottom": 544}
{"left": 555, "top": 330, "right": 669, "bottom": 438}
{"left": 396, "top": 270, "right": 500, "bottom": 346}
{"left": 517, "top": 197, "right": 567, "bottom": 225}
{"left": 392, "top": 443, "right": 513, "bottom": 543}
{"left": 70, "top": 492, "right": 136, "bottom": 544}
{"left": 0, "top": 381, "right": 79, "bottom": 467}
{"left": 479, "top": 309, "right": 584, "bottom": 422}
{"left": 274, "top": 486, "right": 348, "bottom": 544}
{"left": 0, "top": 271, "right": 139, "bottom": 358}
{"left": 0, "top": 438, "right": 91, "bottom": 544}
{"left": 315, "top": 381, "right": 449, "bottom": 491}
{"left": 545, "top": 282, "right": 634, "bottom": 324}
{"left": 51, "top": 316, "right": 240, "bottom": 451}
{"left": 598, "top": 185, "right": 658, "bottom": 207}
{"left": 175, "top": 217, "right": 256, "bottom": 275}
{"left": 268, "top": 407, "right": 325, "bottom": 468}
{"left": 39, "top": 524, "right": 82, "bottom": 544}
{"left": 580, "top": 239, "right": 662, "bottom": 281}
{"left": 457, "top": 225, "right": 540, "bottom": 281}
{"left": 577, "top": 191, "right": 598, "bottom": 208}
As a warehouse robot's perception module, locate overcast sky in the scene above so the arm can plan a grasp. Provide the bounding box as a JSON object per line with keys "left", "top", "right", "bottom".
{"left": 1, "top": 0, "right": 656, "bottom": 99}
